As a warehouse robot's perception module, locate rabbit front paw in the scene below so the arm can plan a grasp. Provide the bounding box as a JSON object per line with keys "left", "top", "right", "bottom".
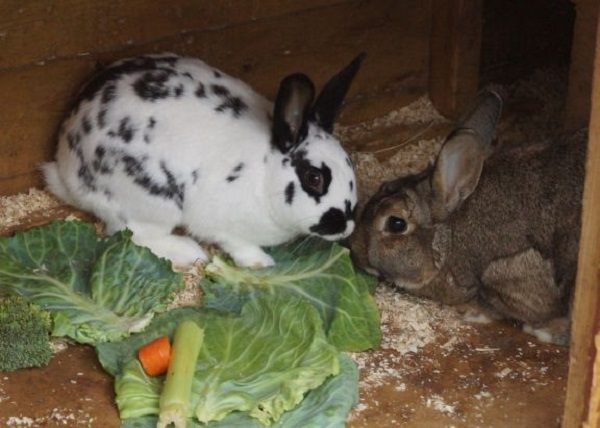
{"left": 132, "top": 234, "right": 209, "bottom": 268}
{"left": 221, "top": 241, "right": 275, "bottom": 268}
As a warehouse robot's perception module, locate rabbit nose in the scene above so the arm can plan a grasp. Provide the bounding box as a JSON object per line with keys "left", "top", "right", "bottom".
{"left": 309, "top": 207, "right": 348, "bottom": 236}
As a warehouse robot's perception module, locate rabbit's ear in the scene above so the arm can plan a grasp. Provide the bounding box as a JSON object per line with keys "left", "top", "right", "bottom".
{"left": 309, "top": 53, "right": 366, "bottom": 133}
{"left": 430, "top": 133, "right": 487, "bottom": 221}
{"left": 272, "top": 73, "right": 315, "bottom": 153}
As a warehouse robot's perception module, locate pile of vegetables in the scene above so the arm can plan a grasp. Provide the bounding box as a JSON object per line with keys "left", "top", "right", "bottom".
{"left": 0, "top": 220, "right": 380, "bottom": 427}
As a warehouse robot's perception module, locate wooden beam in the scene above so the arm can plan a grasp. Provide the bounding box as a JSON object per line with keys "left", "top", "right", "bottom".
{"left": 428, "top": 0, "right": 482, "bottom": 119}
{"left": 564, "top": 0, "right": 600, "bottom": 130}
{"left": 563, "top": 5, "right": 600, "bottom": 427}
{"left": 584, "top": 334, "right": 600, "bottom": 427}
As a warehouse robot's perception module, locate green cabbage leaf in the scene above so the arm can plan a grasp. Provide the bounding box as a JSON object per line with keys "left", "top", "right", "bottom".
{"left": 97, "top": 295, "right": 348, "bottom": 426}
{"left": 201, "top": 239, "right": 380, "bottom": 352}
{"left": 0, "top": 220, "right": 183, "bottom": 344}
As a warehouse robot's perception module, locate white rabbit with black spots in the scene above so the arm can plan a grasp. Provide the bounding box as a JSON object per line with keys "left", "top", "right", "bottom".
{"left": 44, "top": 53, "right": 364, "bottom": 267}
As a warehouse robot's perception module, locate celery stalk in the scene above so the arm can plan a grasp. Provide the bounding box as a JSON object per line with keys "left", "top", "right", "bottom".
{"left": 157, "top": 320, "right": 204, "bottom": 428}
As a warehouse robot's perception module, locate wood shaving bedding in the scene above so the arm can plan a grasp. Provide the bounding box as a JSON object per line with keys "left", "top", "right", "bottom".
{"left": 0, "top": 188, "right": 60, "bottom": 230}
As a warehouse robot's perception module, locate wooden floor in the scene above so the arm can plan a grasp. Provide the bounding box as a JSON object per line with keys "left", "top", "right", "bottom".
{"left": 0, "top": 319, "right": 567, "bottom": 427}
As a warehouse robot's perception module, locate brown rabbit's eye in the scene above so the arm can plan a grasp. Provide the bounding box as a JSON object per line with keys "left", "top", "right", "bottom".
{"left": 303, "top": 168, "right": 324, "bottom": 193}
{"left": 386, "top": 216, "right": 408, "bottom": 233}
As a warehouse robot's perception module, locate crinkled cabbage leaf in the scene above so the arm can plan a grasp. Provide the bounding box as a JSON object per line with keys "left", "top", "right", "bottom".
{"left": 118, "top": 354, "right": 358, "bottom": 428}
{"left": 97, "top": 295, "right": 345, "bottom": 426}
{"left": 0, "top": 220, "right": 183, "bottom": 344}
{"left": 201, "top": 239, "right": 380, "bottom": 351}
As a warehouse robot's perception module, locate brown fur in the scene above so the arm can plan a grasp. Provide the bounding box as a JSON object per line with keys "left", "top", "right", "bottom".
{"left": 350, "top": 128, "right": 587, "bottom": 345}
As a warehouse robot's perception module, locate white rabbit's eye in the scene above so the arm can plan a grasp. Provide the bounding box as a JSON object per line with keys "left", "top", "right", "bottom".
{"left": 386, "top": 216, "right": 408, "bottom": 234}
{"left": 303, "top": 168, "right": 324, "bottom": 194}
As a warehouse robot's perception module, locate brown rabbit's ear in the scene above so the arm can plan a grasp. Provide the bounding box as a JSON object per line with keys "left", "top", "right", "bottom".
{"left": 430, "top": 132, "right": 487, "bottom": 221}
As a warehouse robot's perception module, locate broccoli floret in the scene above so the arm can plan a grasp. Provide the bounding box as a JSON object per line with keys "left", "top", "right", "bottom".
{"left": 0, "top": 296, "right": 53, "bottom": 371}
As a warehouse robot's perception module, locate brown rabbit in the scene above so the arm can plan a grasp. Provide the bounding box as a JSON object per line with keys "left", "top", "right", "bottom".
{"left": 350, "top": 89, "right": 587, "bottom": 345}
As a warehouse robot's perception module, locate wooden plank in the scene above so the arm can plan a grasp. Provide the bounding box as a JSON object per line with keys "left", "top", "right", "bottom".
{"left": 585, "top": 334, "right": 600, "bottom": 427}
{"left": 0, "top": 0, "right": 430, "bottom": 195}
{"left": 0, "top": 0, "right": 344, "bottom": 70}
{"left": 428, "top": 0, "right": 482, "bottom": 119}
{"left": 563, "top": 5, "right": 600, "bottom": 426}
{"left": 564, "top": 0, "right": 600, "bottom": 130}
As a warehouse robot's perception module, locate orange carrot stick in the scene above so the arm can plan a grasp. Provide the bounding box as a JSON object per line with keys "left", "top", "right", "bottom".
{"left": 138, "top": 335, "right": 171, "bottom": 376}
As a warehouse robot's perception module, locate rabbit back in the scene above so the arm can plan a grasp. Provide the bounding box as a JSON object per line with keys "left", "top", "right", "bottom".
{"left": 45, "top": 54, "right": 273, "bottom": 234}
{"left": 451, "top": 132, "right": 586, "bottom": 320}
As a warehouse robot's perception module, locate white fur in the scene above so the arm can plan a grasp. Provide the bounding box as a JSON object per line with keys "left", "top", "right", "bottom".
{"left": 44, "top": 55, "right": 357, "bottom": 267}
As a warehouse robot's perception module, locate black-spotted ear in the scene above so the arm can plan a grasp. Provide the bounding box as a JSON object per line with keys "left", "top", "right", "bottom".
{"left": 272, "top": 73, "right": 315, "bottom": 153}
{"left": 309, "top": 53, "right": 366, "bottom": 133}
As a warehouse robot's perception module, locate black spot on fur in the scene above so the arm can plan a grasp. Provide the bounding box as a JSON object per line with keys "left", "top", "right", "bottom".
{"left": 285, "top": 182, "right": 295, "bottom": 204}
{"left": 309, "top": 208, "right": 347, "bottom": 236}
{"left": 344, "top": 199, "right": 355, "bottom": 219}
{"left": 349, "top": 181, "right": 354, "bottom": 191}
{"left": 82, "top": 116, "right": 93, "bottom": 134}
{"left": 68, "top": 132, "right": 96, "bottom": 191}
{"left": 101, "top": 83, "right": 117, "bottom": 104}
{"left": 133, "top": 70, "right": 175, "bottom": 101}
{"left": 67, "top": 132, "right": 81, "bottom": 150}
{"left": 92, "top": 146, "right": 105, "bottom": 172}
{"left": 211, "top": 84, "right": 229, "bottom": 96}
{"left": 192, "top": 169, "right": 200, "bottom": 184}
{"left": 195, "top": 82, "right": 206, "bottom": 98}
{"left": 97, "top": 109, "right": 108, "bottom": 128}
{"left": 282, "top": 158, "right": 290, "bottom": 166}
{"left": 215, "top": 96, "right": 247, "bottom": 117}
{"left": 104, "top": 189, "right": 113, "bottom": 200}
{"left": 174, "top": 84, "right": 184, "bottom": 98}
{"left": 92, "top": 145, "right": 118, "bottom": 174}
{"left": 143, "top": 117, "right": 156, "bottom": 144}
{"left": 182, "top": 71, "right": 194, "bottom": 80}
{"left": 121, "top": 156, "right": 185, "bottom": 209}
{"left": 78, "top": 164, "right": 96, "bottom": 191}
{"left": 226, "top": 162, "right": 245, "bottom": 182}
{"left": 213, "top": 70, "right": 222, "bottom": 78}
{"left": 210, "top": 84, "right": 247, "bottom": 117}
{"left": 116, "top": 117, "right": 135, "bottom": 143}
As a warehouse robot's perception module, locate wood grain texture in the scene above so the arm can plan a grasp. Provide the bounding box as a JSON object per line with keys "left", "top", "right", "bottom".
{"left": 584, "top": 334, "right": 600, "bottom": 428}
{"left": 0, "top": 0, "right": 343, "bottom": 70}
{"left": 563, "top": 5, "right": 600, "bottom": 426}
{"left": 564, "top": 0, "right": 600, "bottom": 130}
{"left": 0, "top": 0, "right": 430, "bottom": 195}
{"left": 428, "top": 0, "right": 482, "bottom": 119}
